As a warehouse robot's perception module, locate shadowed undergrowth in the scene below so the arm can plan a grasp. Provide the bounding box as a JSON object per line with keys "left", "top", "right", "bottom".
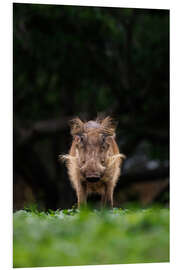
{"left": 13, "top": 206, "right": 169, "bottom": 268}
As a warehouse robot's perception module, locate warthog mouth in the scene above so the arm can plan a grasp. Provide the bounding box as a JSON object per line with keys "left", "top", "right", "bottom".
{"left": 86, "top": 176, "right": 100, "bottom": 183}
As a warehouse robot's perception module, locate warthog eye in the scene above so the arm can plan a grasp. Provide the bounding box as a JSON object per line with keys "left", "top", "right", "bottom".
{"left": 80, "top": 135, "right": 84, "bottom": 143}
{"left": 74, "top": 134, "right": 86, "bottom": 146}
{"left": 101, "top": 134, "right": 109, "bottom": 151}
{"left": 101, "top": 134, "right": 106, "bottom": 144}
{"left": 78, "top": 134, "right": 86, "bottom": 145}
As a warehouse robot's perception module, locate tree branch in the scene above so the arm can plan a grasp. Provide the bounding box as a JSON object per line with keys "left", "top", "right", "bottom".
{"left": 14, "top": 116, "right": 71, "bottom": 146}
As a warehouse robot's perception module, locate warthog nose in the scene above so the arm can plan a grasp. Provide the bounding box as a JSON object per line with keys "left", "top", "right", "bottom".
{"left": 86, "top": 175, "right": 100, "bottom": 183}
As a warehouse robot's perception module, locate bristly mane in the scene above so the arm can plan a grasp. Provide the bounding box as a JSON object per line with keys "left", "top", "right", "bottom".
{"left": 96, "top": 116, "right": 117, "bottom": 136}
{"left": 70, "top": 116, "right": 117, "bottom": 136}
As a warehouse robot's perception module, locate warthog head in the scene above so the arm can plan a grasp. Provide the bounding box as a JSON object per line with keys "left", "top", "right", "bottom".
{"left": 61, "top": 117, "right": 125, "bottom": 183}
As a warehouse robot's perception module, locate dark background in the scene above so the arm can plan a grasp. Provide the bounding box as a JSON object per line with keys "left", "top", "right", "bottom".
{"left": 13, "top": 3, "right": 169, "bottom": 210}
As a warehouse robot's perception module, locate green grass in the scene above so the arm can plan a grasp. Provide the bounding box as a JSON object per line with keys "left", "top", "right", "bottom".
{"left": 13, "top": 206, "right": 169, "bottom": 268}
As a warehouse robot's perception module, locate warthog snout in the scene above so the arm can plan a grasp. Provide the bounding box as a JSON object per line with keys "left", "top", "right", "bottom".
{"left": 80, "top": 159, "right": 106, "bottom": 182}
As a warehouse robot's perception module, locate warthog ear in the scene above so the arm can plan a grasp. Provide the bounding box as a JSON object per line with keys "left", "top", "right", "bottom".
{"left": 69, "top": 117, "right": 84, "bottom": 136}
{"left": 99, "top": 116, "right": 117, "bottom": 136}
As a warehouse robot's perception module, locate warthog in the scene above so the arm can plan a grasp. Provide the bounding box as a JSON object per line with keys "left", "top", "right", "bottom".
{"left": 60, "top": 116, "right": 126, "bottom": 208}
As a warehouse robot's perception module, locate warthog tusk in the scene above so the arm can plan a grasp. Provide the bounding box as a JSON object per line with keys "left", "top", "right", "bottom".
{"left": 108, "top": 154, "right": 126, "bottom": 167}
{"left": 59, "top": 154, "right": 77, "bottom": 162}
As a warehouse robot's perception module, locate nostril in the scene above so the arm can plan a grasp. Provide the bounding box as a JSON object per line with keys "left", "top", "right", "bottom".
{"left": 86, "top": 177, "right": 100, "bottom": 183}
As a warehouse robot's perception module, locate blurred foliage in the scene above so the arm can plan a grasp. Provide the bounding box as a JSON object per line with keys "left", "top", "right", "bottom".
{"left": 13, "top": 3, "right": 169, "bottom": 210}
{"left": 13, "top": 206, "right": 169, "bottom": 267}
{"left": 14, "top": 4, "right": 169, "bottom": 124}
